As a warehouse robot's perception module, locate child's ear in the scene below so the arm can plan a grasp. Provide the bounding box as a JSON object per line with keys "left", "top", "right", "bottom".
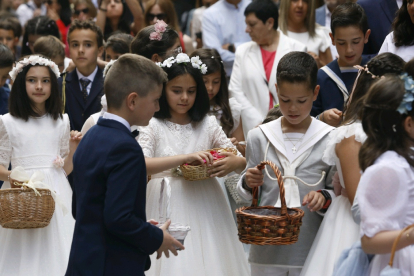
{"left": 126, "top": 92, "right": 139, "bottom": 111}
{"left": 98, "top": 46, "right": 104, "bottom": 58}
{"left": 13, "top": 36, "right": 19, "bottom": 46}
{"left": 329, "top": 32, "right": 335, "bottom": 46}
{"left": 151, "top": 53, "right": 161, "bottom": 62}
{"left": 275, "top": 83, "right": 278, "bottom": 93}
{"left": 364, "top": 29, "right": 371, "bottom": 44}
{"left": 313, "top": 85, "right": 320, "bottom": 101}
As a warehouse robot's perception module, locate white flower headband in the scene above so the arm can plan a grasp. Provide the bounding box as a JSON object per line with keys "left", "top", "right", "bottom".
{"left": 9, "top": 55, "right": 61, "bottom": 81}
{"left": 103, "top": 59, "right": 117, "bottom": 77}
{"left": 156, "top": 53, "right": 208, "bottom": 74}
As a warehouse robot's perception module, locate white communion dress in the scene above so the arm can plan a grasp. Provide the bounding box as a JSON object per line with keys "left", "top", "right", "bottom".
{"left": 0, "top": 114, "right": 75, "bottom": 276}
{"left": 301, "top": 122, "right": 366, "bottom": 276}
{"left": 138, "top": 115, "right": 249, "bottom": 276}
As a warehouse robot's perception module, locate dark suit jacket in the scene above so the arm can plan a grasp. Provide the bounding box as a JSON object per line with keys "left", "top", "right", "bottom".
{"left": 315, "top": 4, "right": 326, "bottom": 27}
{"left": 58, "top": 67, "right": 104, "bottom": 131}
{"left": 358, "top": 0, "right": 398, "bottom": 55}
{"left": 66, "top": 118, "right": 163, "bottom": 276}
{"left": 311, "top": 55, "right": 370, "bottom": 116}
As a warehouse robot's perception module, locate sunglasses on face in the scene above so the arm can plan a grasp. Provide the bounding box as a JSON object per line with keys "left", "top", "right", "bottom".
{"left": 74, "top": 8, "right": 89, "bottom": 15}
{"left": 147, "top": 13, "right": 166, "bottom": 21}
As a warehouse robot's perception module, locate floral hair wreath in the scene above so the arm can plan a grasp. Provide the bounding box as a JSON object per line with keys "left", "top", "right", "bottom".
{"left": 149, "top": 20, "right": 168, "bottom": 41}
{"left": 9, "top": 55, "right": 61, "bottom": 81}
{"left": 156, "top": 53, "right": 208, "bottom": 74}
{"left": 354, "top": 65, "right": 383, "bottom": 79}
{"left": 397, "top": 73, "right": 414, "bottom": 114}
{"left": 103, "top": 59, "right": 117, "bottom": 77}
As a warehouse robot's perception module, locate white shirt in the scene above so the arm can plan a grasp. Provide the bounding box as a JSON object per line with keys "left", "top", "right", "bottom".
{"left": 16, "top": 1, "right": 47, "bottom": 27}
{"left": 202, "top": 0, "right": 252, "bottom": 76}
{"left": 103, "top": 112, "right": 131, "bottom": 131}
{"left": 396, "top": 0, "right": 402, "bottom": 8}
{"left": 286, "top": 25, "right": 331, "bottom": 55}
{"left": 76, "top": 66, "right": 98, "bottom": 95}
{"left": 325, "top": 4, "right": 332, "bottom": 29}
{"left": 379, "top": 32, "right": 414, "bottom": 62}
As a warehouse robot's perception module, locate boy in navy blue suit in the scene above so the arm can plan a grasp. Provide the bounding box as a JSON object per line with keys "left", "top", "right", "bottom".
{"left": 311, "top": 3, "right": 371, "bottom": 126}
{"left": 66, "top": 54, "right": 184, "bottom": 276}
{"left": 58, "top": 20, "right": 105, "bottom": 131}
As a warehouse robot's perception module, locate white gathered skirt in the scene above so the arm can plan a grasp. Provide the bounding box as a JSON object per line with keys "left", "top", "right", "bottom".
{"left": 0, "top": 167, "right": 74, "bottom": 276}
{"left": 145, "top": 176, "right": 249, "bottom": 276}
{"left": 300, "top": 195, "right": 360, "bottom": 276}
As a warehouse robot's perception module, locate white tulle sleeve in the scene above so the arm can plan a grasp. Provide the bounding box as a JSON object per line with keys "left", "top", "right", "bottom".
{"left": 59, "top": 114, "right": 70, "bottom": 159}
{"left": 137, "top": 122, "right": 157, "bottom": 158}
{"left": 359, "top": 153, "right": 411, "bottom": 238}
{"left": 229, "top": 97, "right": 242, "bottom": 134}
{"left": 0, "top": 116, "right": 11, "bottom": 168}
{"left": 208, "top": 116, "right": 242, "bottom": 156}
{"left": 322, "top": 122, "right": 367, "bottom": 165}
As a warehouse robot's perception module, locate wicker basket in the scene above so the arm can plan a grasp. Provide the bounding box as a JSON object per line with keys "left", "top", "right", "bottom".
{"left": 179, "top": 148, "right": 237, "bottom": 181}
{"left": 236, "top": 161, "right": 305, "bottom": 245}
{"left": 0, "top": 188, "right": 55, "bottom": 229}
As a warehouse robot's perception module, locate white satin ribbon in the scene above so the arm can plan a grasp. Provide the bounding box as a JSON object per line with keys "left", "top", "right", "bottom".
{"left": 10, "top": 166, "right": 68, "bottom": 216}
{"left": 158, "top": 177, "right": 171, "bottom": 223}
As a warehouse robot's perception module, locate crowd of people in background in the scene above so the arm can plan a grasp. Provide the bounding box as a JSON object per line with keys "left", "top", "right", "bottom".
{"left": 0, "top": 0, "right": 413, "bottom": 275}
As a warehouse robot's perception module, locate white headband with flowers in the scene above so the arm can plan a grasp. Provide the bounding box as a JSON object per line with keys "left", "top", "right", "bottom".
{"left": 156, "top": 53, "right": 208, "bottom": 74}
{"left": 9, "top": 55, "right": 61, "bottom": 81}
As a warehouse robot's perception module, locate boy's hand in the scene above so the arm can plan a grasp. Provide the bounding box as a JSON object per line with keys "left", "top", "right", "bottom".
{"left": 208, "top": 152, "right": 242, "bottom": 177}
{"left": 245, "top": 167, "right": 264, "bottom": 188}
{"left": 148, "top": 219, "right": 158, "bottom": 226}
{"left": 70, "top": 131, "right": 82, "bottom": 143}
{"left": 156, "top": 220, "right": 184, "bottom": 259}
{"left": 321, "top": 108, "right": 342, "bottom": 127}
{"left": 302, "top": 191, "right": 326, "bottom": 212}
{"left": 185, "top": 151, "right": 214, "bottom": 166}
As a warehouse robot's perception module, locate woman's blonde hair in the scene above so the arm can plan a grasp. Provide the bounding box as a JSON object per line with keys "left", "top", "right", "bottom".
{"left": 278, "top": 0, "right": 316, "bottom": 37}
{"left": 144, "top": 0, "right": 181, "bottom": 32}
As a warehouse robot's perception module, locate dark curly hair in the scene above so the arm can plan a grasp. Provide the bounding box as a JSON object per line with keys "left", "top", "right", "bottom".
{"left": 190, "top": 48, "right": 234, "bottom": 136}
{"left": 392, "top": 0, "right": 414, "bottom": 47}
{"left": 68, "top": 19, "right": 104, "bottom": 48}
{"left": 343, "top": 53, "right": 406, "bottom": 124}
{"left": 359, "top": 75, "right": 414, "bottom": 171}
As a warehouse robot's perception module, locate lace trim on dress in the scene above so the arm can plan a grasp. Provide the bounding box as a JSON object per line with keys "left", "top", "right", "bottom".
{"left": 0, "top": 116, "right": 11, "bottom": 168}
{"left": 12, "top": 155, "right": 57, "bottom": 169}
{"left": 322, "top": 122, "right": 367, "bottom": 165}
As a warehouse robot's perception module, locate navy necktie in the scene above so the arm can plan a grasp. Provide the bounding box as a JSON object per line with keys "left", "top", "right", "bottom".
{"left": 80, "top": 79, "right": 91, "bottom": 102}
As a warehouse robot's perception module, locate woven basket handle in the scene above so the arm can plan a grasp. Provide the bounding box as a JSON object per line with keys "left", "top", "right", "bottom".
{"left": 388, "top": 224, "right": 414, "bottom": 267}
{"left": 252, "top": 160, "right": 289, "bottom": 218}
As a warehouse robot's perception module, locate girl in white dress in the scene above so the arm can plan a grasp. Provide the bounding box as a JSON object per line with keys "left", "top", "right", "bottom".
{"left": 358, "top": 75, "right": 414, "bottom": 276}
{"left": 138, "top": 53, "right": 249, "bottom": 276}
{"left": 301, "top": 52, "right": 407, "bottom": 276}
{"left": 379, "top": 0, "right": 414, "bottom": 62}
{"left": 0, "top": 56, "right": 82, "bottom": 275}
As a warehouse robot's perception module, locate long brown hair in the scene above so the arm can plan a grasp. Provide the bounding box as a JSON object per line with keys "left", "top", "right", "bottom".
{"left": 359, "top": 75, "right": 414, "bottom": 171}
{"left": 343, "top": 53, "right": 406, "bottom": 125}
{"left": 144, "top": 0, "right": 181, "bottom": 32}
{"left": 191, "top": 48, "right": 234, "bottom": 136}
{"left": 279, "top": 0, "right": 316, "bottom": 37}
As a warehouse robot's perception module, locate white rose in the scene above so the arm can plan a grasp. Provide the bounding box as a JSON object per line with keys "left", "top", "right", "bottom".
{"left": 176, "top": 53, "right": 190, "bottom": 64}
{"left": 190, "top": 56, "right": 202, "bottom": 66}
{"left": 200, "top": 64, "right": 208, "bottom": 74}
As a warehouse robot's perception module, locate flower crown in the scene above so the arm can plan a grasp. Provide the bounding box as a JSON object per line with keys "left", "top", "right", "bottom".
{"left": 397, "top": 73, "right": 414, "bottom": 114}
{"left": 354, "top": 65, "right": 382, "bottom": 79}
{"left": 9, "top": 55, "right": 61, "bottom": 81}
{"left": 156, "top": 53, "right": 208, "bottom": 74}
{"left": 103, "top": 59, "right": 117, "bottom": 77}
{"left": 149, "top": 20, "right": 168, "bottom": 41}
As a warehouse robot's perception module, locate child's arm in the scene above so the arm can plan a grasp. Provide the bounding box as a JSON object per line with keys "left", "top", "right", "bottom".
{"left": 361, "top": 228, "right": 414, "bottom": 254}
{"left": 336, "top": 136, "right": 362, "bottom": 204}
{"left": 63, "top": 131, "right": 82, "bottom": 175}
{"left": 96, "top": 0, "right": 109, "bottom": 34}
{"left": 230, "top": 117, "right": 246, "bottom": 156}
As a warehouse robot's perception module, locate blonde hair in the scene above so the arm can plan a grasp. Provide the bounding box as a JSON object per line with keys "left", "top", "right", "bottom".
{"left": 72, "top": 0, "right": 97, "bottom": 19}
{"left": 33, "top": 36, "right": 65, "bottom": 59}
{"left": 144, "top": 0, "right": 181, "bottom": 32}
{"left": 278, "top": 0, "right": 316, "bottom": 37}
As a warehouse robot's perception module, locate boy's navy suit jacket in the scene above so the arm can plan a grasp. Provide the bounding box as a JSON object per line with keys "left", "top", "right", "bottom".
{"left": 66, "top": 118, "right": 163, "bottom": 276}
{"left": 58, "top": 68, "right": 104, "bottom": 131}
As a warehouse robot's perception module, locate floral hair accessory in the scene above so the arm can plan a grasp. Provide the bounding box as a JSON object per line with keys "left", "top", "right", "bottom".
{"left": 397, "top": 73, "right": 414, "bottom": 114}
{"left": 156, "top": 53, "right": 208, "bottom": 74}
{"left": 9, "top": 55, "right": 61, "bottom": 81}
{"left": 103, "top": 59, "right": 117, "bottom": 77}
{"left": 149, "top": 20, "right": 168, "bottom": 41}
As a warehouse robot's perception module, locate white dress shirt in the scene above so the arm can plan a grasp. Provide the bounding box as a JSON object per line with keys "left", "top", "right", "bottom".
{"left": 202, "top": 0, "right": 252, "bottom": 76}
{"left": 103, "top": 112, "right": 131, "bottom": 131}
{"left": 16, "top": 1, "right": 47, "bottom": 27}
{"left": 76, "top": 66, "right": 98, "bottom": 95}
{"left": 396, "top": 0, "right": 402, "bottom": 8}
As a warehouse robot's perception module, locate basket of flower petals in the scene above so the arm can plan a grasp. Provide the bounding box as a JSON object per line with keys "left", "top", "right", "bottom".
{"left": 179, "top": 148, "right": 237, "bottom": 181}
{"left": 236, "top": 161, "right": 305, "bottom": 245}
